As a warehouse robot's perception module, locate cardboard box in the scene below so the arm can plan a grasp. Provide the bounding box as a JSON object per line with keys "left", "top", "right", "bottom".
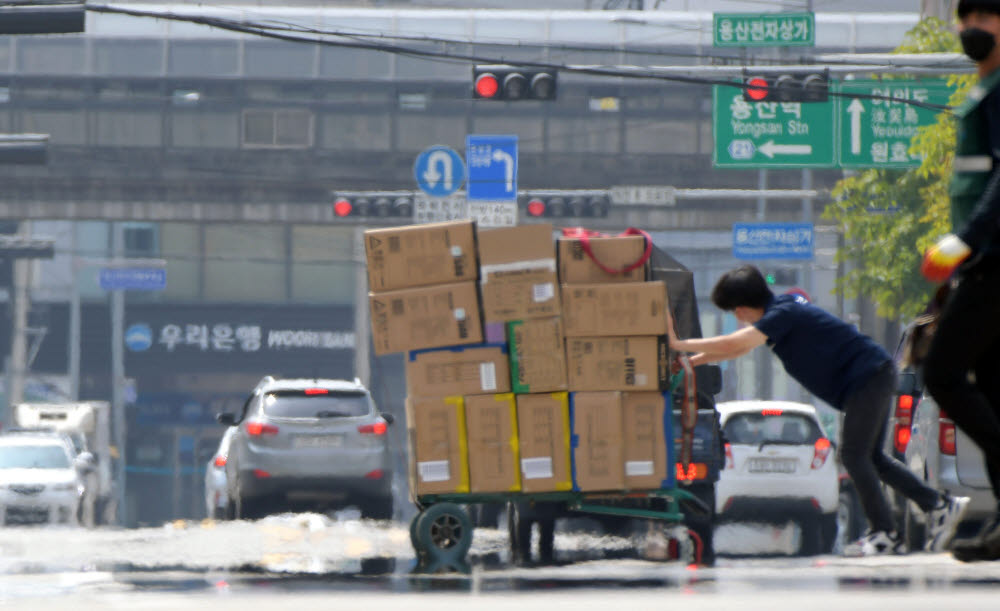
{"left": 557, "top": 235, "right": 648, "bottom": 285}
{"left": 365, "top": 220, "right": 477, "bottom": 292}
{"left": 562, "top": 281, "right": 668, "bottom": 337}
{"left": 515, "top": 393, "right": 572, "bottom": 493}
{"left": 465, "top": 393, "right": 521, "bottom": 493}
{"left": 405, "top": 396, "right": 469, "bottom": 496}
{"left": 479, "top": 224, "right": 559, "bottom": 323}
{"left": 622, "top": 392, "right": 672, "bottom": 490}
{"left": 406, "top": 344, "right": 511, "bottom": 398}
{"left": 369, "top": 282, "right": 483, "bottom": 355}
{"left": 507, "top": 317, "right": 568, "bottom": 394}
{"left": 570, "top": 392, "right": 625, "bottom": 492}
{"left": 566, "top": 336, "right": 669, "bottom": 392}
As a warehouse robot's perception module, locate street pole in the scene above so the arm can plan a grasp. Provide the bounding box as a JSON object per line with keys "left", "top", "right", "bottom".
{"left": 69, "top": 224, "right": 80, "bottom": 401}
{"left": 110, "top": 223, "right": 127, "bottom": 526}
{"left": 8, "top": 221, "right": 32, "bottom": 416}
{"left": 353, "top": 226, "right": 371, "bottom": 388}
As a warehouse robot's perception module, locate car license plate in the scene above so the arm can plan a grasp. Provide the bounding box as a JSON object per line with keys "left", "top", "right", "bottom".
{"left": 293, "top": 435, "right": 344, "bottom": 449}
{"left": 748, "top": 458, "right": 797, "bottom": 473}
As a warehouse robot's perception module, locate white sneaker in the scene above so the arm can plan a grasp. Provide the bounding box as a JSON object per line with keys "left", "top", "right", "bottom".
{"left": 843, "top": 530, "right": 906, "bottom": 557}
{"left": 925, "top": 495, "right": 971, "bottom": 553}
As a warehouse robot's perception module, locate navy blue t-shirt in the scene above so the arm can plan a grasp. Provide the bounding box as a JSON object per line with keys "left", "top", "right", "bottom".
{"left": 753, "top": 294, "right": 891, "bottom": 410}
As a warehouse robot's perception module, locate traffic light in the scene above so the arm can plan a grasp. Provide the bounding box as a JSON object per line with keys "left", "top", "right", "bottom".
{"left": 332, "top": 193, "right": 413, "bottom": 219}
{"left": 764, "top": 268, "right": 798, "bottom": 286}
{"left": 742, "top": 71, "right": 829, "bottom": 103}
{"left": 519, "top": 191, "right": 609, "bottom": 218}
{"left": 473, "top": 65, "right": 557, "bottom": 101}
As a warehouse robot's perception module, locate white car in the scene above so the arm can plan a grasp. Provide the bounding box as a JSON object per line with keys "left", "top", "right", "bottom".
{"left": 204, "top": 427, "right": 236, "bottom": 519}
{"left": 0, "top": 434, "right": 87, "bottom": 527}
{"left": 715, "top": 401, "right": 840, "bottom": 555}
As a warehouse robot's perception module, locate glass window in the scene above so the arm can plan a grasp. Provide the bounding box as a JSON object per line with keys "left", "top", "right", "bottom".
{"left": 320, "top": 48, "right": 390, "bottom": 79}
{"left": 94, "top": 111, "right": 161, "bottom": 147}
{"left": 0, "top": 443, "right": 71, "bottom": 469}
{"left": 625, "top": 119, "right": 697, "bottom": 154}
{"left": 291, "top": 225, "right": 354, "bottom": 303}
{"left": 242, "top": 109, "right": 313, "bottom": 148}
{"left": 0, "top": 39, "right": 10, "bottom": 72}
{"left": 168, "top": 41, "right": 238, "bottom": 77}
{"left": 171, "top": 112, "right": 238, "bottom": 148}
{"left": 92, "top": 40, "right": 163, "bottom": 77}
{"left": 263, "top": 390, "right": 372, "bottom": 419}
{"left": 204, "top": 224, "right": 285, "bottom": 303}
{"left": 16, "top": 39, "right": 84, "bottom": 74}
{"left": 723, "top": 412, "right": 823, "bottom": 446}
{"left": 245, "top": 41, "right": 315, "bottom": 79}
{"left": 319, "top": 113, "right": 390, "bottom": 151}
{"left": 549, "top": 116, "right": 619, "bottom": 153}
{"left": 123, "top": 223, "right": 158, "bottom": 258}
{"left": 396, "top": 115, "right": 465, "bottom": 151}
{"left": 160, "top": 223, "right": 200, "bottom": 301}
{"left": 471, "top": 116, "right": 544, "bottom": 153}
{"left": 18, "top": 111, "right": 85, "bottom": 145}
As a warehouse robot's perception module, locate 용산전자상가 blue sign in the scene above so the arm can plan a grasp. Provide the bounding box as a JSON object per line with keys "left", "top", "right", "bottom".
{"left": 99, "top": 267, "right": 167, "bottom": 291}
{"left": 733, "top": 223, "right": 814, "bottom": 260}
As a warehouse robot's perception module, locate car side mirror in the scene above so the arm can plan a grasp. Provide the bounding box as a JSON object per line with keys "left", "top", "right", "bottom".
{"left": 75, "top": 452, "right": 96, "bottom": 473}
{"left": 381, "top": 413, "right": 395, "bottom": 425}
{"left": 216, "top": 413, "right": 236, "bottom": 426}
{"left": 695, "top": 364, "right": 723, "bottom": 396}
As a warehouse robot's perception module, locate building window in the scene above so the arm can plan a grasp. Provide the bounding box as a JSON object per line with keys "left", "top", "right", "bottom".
{"left": 123, "top": 223, "right": 158, "bottom": 258}
{"left": 242, "top": 109, "right": 313, "bottom": 148}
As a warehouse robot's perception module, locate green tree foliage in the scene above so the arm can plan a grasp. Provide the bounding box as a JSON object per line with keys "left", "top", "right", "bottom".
{"left": 823, "top": 17, "right": 975, "bottom": 321}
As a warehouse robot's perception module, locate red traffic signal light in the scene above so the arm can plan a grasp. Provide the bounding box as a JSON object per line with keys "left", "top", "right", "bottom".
{"left": 519, "top": 193, "right": 608, "bottom": 218}
{"left": 331, "top": 194, "right": 410, "bottom": 219}
{"left": 742, "top": 71, "right": 829, "bottom": 103}
{"left": 333, "top": 199, "right": 353, "bottom": 217}
{"left": 473, "top": 65, "right": 557, "bottom": 101}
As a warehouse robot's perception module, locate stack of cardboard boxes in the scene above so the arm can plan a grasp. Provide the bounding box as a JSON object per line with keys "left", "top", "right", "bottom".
{"left": 365, "top": 220, "right": 673, "bottom": 499}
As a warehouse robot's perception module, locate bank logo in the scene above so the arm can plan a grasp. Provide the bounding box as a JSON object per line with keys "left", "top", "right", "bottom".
{"left": 125, "top": 323, "right": 153, "bottom": 352}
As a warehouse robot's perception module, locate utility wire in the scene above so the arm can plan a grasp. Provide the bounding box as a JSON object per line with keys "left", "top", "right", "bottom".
{"left": 86, "top": 4, "right": 958, "bottom": 110}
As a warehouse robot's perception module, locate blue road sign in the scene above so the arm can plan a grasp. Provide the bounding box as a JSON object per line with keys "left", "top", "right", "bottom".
{"left": 466, "top": 135, "right": 518, "bottom": 202}
{"left": 414, "top": 145, "right": 465, "bottom": 197}
{"left": 99, "top": 267, "right": 167, "bottom": 291}
{"left": 733, "top": 222, "right": 814, "bottom": 260}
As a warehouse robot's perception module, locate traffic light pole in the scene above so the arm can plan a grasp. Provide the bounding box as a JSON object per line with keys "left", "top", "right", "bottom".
{"left": 6, "top": 221, "right": 31, "bottom": 421}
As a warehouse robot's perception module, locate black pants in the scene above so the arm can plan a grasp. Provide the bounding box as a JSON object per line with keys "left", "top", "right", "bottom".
{"left": 924, "top": 261, "right": 1000, "bottom": 503}
{"left": 841, "top": 362, "right": 943, "bottom": 533}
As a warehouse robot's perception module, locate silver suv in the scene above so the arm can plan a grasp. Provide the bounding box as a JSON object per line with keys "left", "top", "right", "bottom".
{"left": 217, "top": 377, "right": 394, "bottom": 520}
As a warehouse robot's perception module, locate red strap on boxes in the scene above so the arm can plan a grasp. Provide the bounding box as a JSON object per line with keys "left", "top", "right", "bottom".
{"left": 561, "top": 227, "right": 654, "bottom": 275}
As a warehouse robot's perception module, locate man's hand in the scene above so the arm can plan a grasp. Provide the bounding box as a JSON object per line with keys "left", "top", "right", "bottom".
{"left": 665, "top": 306, "right": 680, "bottom": 346}
{"left": 921, "top": 234, "right": 972, "bottom": 283}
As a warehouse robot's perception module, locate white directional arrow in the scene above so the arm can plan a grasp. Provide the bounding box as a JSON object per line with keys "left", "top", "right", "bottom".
{"left": 847, "top": 98, "right": 866, "bottom": 155}
{"left": 758, "top": 140, "right": 813, "bottom": 159}
{"left": 422, "top": 149, "right": 454, "bottom": 190}
{"left": 492, "top": 149, "right": 515, "bottom": 192}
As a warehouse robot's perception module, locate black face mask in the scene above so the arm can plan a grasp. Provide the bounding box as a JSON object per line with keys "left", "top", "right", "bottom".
{"left": 961, "top": 27, "right": 997, "bottom": 62}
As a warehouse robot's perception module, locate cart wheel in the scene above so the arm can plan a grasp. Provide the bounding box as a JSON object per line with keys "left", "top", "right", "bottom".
{"left": 412, "top": 503, "right": 473, "bottom": 574}
{"left": 409, "top": 513, "right": 424, "bottom": 559}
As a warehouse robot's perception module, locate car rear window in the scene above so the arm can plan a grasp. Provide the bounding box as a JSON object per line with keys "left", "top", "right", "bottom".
{"left": 0, "top": 443, "right": 71, "bottom": 469}
{"left": 724, "top": 411, "right": 824, "bottom": 445}
{"left": 262, "top": 389, "right": 372, "bottom": 418}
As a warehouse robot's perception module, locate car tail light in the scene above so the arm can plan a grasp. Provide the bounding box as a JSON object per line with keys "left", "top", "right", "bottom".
{"left": 213, "top": 456, "right": 227, "bottom": 468}
{"left": 894, "top": 394, "right": 914, "bottom": 454}
{"left": 364, "top": 469, "right": 385, "bottom": 480}
{"left": 811, "top": 437, "right": 832, "bottom": 470}
{"left": 304, "top": 388, "right": 329, "bottom": 395}
{"left": 358, "top": 420, "right": 388, "bottom": 435}
{"left": 939, "top": 410, "right": 956, "bottom": 456}
{"left": 675, "top": 462, "right": 708, "bottom": 481}
{"left": 246, "top": 421, "right": 279, "bottom": 436}
{"left": 724, "top": 443, "right": 734, "bottom": 470}
{"left": 252, "top": 469, "right": 271, "bottom": 478}
{"left": 761, "top": 408, "right": 783, "bottom": 416}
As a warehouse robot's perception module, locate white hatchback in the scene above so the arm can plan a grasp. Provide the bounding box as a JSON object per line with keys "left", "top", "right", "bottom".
{"left": 0, "top": 434, "right": 85, "bottom": 527}
{"left": 715, "top": 401, "right": 840, "bottom": 555}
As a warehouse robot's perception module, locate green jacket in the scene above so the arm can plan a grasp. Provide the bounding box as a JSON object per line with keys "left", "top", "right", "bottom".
{"left": 950, "top": 68, "right": 1000, "bottom": 254}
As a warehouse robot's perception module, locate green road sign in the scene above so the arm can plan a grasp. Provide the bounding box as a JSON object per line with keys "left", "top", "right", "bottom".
{"left": 713, "top": 13, "right": 815, "bottom": 47}
{"left": 713, "top": 85, "right": 836, "bottom": 169}
{"left": 837, "top": 79, "right": 954, "bottom": 169}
